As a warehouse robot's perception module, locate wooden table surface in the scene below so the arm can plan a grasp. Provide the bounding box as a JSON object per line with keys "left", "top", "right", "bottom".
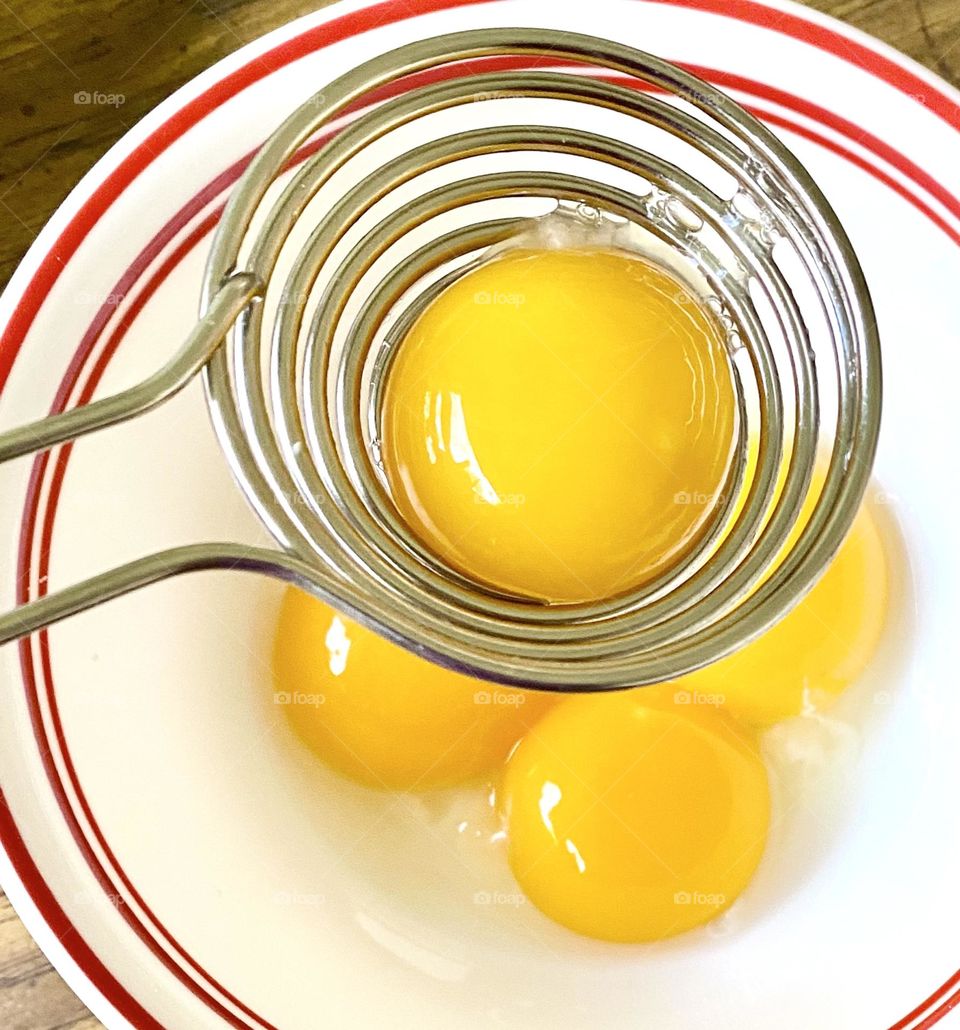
{"left": 0, "top": 0, "right": 958, "bottom": 1026}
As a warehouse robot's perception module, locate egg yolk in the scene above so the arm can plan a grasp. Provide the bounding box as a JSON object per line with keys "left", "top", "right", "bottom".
{"left": 381, "top": 246, "right": 737, "bottom": 604}
{"left": 273, "top": 225, "right": 890, "bottom": 946}
{"left": 662, "top": 476, "right": 889, "bottom": 727}
{"left": 500, "top": 692, "right": 770, "bottom": 942}
{"left": 272, "top": 587, "right": 557, "bottom": 789}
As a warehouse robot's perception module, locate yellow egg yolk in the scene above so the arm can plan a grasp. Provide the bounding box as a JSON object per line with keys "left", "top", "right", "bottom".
{"left": 381, "top": 246, "right": 737, "bottom": 604}
{"left": 272, "top": 587, "right": 557, "bottom": 789}
{"left": 500, "top": 692, "right": 770, "bottom": 942}
{"left": 274, "top": 220, "right": 891, "bottom": 947}
{"left": 660, "top": 472, "right": 890, "bottom": 727}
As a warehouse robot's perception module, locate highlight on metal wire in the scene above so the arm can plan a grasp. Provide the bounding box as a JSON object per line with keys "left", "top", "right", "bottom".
{"left": 0, "top": 28, "right": 881, "bottom": 690}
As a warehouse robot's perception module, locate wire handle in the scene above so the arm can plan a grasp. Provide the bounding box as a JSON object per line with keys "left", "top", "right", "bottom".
{"left": 0, "top": 273, "right": 260, "bottom": 464}
{"left": 0, "top": 273, "right": 262, "bottom": 644}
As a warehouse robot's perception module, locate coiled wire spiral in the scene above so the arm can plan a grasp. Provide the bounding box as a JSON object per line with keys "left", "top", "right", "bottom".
{"left": 0, "top": 28, "right": 880, "bottom": 690}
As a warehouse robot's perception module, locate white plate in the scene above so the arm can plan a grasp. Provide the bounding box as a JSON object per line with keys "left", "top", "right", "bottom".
{"left": 1, "top": 1, "right": 959, "bottom": 1027}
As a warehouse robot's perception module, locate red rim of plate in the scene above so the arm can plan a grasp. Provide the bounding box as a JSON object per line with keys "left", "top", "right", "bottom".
{"left": 1, "top": 1, "right": 958, "bottom": 1027}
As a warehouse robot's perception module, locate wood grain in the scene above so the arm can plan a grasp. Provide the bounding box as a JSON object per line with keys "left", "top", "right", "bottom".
{"left": 0, "top": 0, "right": 957, "bottom": 1027}
{"left": 0, "top": 893, "right": 99, "bottom": 1029}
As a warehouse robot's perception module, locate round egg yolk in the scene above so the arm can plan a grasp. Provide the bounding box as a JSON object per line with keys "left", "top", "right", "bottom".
{"left": 500, "top": 692, "right": 770, "bottom": 942}
{"left": 660, "top": 477, "right": 889, "bottom": 727}
{"left": 272, "top": 587, "right": 557, "bottom": 789}
{"left": 381, "top": 246, "right": 737, "bottom": 604}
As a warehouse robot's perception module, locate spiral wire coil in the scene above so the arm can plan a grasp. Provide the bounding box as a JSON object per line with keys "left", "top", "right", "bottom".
{"left": 0, "top": 29, "right": 881, "bottom": 689}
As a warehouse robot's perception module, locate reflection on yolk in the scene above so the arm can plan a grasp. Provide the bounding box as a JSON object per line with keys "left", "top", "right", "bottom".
{"left": 661, "top": 470, "right": 890, "bottom": 727}
{"left": 500, "top": 692, "right": 770, "bottom": 942}
{"left": 272, "top": 587, "right": 557, "bottom": 789}
{"left": 381, "top": 246, "right": 737, "bottom": 603}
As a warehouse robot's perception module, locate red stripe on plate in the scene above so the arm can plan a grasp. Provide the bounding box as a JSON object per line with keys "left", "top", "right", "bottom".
{"left": 22, "top": 92, "right": 960, "bottom": 1029}
{"left": 0, "top": 792, "right": 166, "bottom": 1030}
{"left": 892, "top": 969, "right": 960, "bottom": 1029}
{"left": 650, "top": 0, "right": 960, "bottom": 131}
{"left": 1, "top": 2, "right": 959, "bottom": 1028}
{"left": 25, "top": 209, "right": 277, "bottom": 1030}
